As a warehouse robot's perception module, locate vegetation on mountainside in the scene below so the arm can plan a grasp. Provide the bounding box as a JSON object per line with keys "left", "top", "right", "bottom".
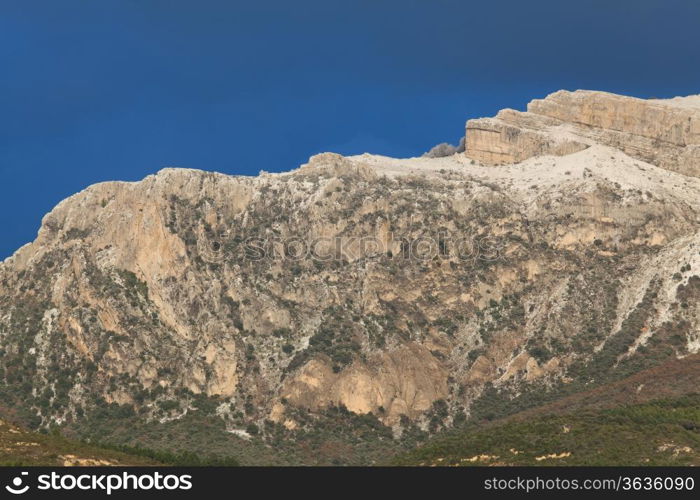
{"left": 68, "top": 403, "right": 420, "bottom": 466}
{"left": 0, "top": 417, "right": 242, "bottom": 466}
{"left": 391, "top": 394, "right": 700, "bottom": 466}
{"left": 62, "top": 352, "right": 700, "bottom": 466}
{"left": 466, "top": 278, "right": 697, "bottom": 424}
{"left": 0, "top": 417, "right": 160, "bottom": 466}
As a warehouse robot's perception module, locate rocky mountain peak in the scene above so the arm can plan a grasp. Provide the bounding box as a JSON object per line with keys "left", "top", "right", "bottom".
{"left": 1, "top": 89, "right": 699, "bottom": 464}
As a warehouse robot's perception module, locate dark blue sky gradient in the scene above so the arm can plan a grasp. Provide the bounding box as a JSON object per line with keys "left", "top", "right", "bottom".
{"left": 2, "top": 0, "right": 700, "bottom": 258}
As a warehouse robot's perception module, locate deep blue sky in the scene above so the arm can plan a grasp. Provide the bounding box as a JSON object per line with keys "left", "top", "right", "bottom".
{"left": 2, "top": 0, "right": 699, "bottom": 259}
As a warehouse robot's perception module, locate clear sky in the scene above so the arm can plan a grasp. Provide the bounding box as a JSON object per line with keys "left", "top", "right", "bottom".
{"left": 2, "top": 0, "right": 699, "bottom": 259}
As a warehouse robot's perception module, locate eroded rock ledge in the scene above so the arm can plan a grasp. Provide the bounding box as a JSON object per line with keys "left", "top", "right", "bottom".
{"left": 465, "top": 90, "right": 700, "bottom": 177}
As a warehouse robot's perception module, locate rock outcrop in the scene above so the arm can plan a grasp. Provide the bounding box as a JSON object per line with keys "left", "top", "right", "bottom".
{"left": 1, "top": 90, "right": 700, "bottom": 464}
{"left": 465, "top": 90, "right": 700, "bottom": 177}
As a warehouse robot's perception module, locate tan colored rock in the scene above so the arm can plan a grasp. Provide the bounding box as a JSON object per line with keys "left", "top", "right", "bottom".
{"left": 465, "top": 90, "right": 700, "bottom": 177}
{"left": 2, "top": 89, "right": 700, "bottom": 445}
{"left": 280, "top": 343, "right": 448, "bottom": 424}
{"left": 466, "top": 108, "right": 589, "bottom": 165}
{"left": 463, "top": 355, "right": 496, "bottom": 385}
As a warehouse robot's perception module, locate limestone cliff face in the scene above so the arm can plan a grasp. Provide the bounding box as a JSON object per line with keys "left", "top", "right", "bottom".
{"left": 466, "top": 90, "right": 700, "bottom": 177}
{"left": 465, "top": 108, "right": 589, "bottom": 165}
{"left": 1, "top": 91, "right": 700, "bottom": 452}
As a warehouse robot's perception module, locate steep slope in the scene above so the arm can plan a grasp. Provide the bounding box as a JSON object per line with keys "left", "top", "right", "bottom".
{"left": 390, "top": 394, "right": 700, "bottom": 466}
{"left": 1, "top": 90, "right": 699, "bottom": 464}
{"left": 509, "top": 353, "right": 700, "bottom": 421}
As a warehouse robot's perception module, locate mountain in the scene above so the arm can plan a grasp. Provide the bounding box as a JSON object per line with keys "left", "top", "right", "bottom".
{"left": 1, "top": 90, "right": 699, "bottom": 465}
